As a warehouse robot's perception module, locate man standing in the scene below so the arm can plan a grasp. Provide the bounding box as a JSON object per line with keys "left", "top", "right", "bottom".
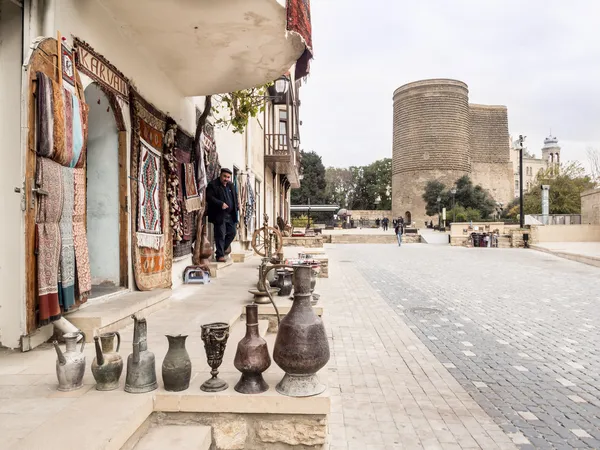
{"left": 394, "top": 221, "right": 403, "bottom": 247}
{"left": 206, "top": 168, "right": 238, "bottom": 262}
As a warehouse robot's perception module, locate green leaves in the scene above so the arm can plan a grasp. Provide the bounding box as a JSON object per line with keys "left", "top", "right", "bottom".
{"left": 212, "top": 83, "right": 272, "bottom": 134}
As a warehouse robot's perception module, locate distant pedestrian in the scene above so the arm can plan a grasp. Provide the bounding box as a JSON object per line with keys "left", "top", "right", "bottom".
{"left": 376, "top": 218, "right": 381, "bottom": 228}
{"left": 395, "top": 222, "right": 403, "bottom": 246}
{"left": 382, "top": 217, "right": 389, "bottom": 231}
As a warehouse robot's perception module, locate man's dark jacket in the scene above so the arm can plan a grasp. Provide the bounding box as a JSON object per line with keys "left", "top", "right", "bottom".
{"left": 206, "top": 178, "right": 239, "bottom": 224}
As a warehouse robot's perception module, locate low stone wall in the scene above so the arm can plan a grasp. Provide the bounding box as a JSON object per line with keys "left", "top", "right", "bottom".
{"left": 150, "top": 412, "right": 327, "bottom": 450}
{"left": 283, "top": 237, "right": 323, "bottom": 248}
{"left": 329, "top": 234, "right": 398, "bottom": 244}
{"left": 530, "top": 224, "right": 600, "bottom": 244}
{"left": 348, "top": 210, "right": 392, "bottom": 220}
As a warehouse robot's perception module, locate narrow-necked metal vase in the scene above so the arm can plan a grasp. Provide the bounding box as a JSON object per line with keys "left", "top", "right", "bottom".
{"left": 53, "top": 331, "right": 86, "bottom": 392}
{"left": 234, "top": 305, "right": 271, "bottom": 394}
{"left": 200, "top": 322, "right": 230, "bottom": 392}
{"left": 162, "top": 334, "right": 192, "bottom": 392}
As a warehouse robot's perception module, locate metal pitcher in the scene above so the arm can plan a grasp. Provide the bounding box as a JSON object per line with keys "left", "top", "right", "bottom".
{"left": 91, "top": 332, "right": 123, "bottom": 391}
{"left": 53, "top": 331, "right": 86, "bottom": 392}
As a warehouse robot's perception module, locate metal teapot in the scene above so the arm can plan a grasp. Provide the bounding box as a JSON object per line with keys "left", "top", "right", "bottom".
{"left": 91, "top": 332, "right": 123, "bottom": 391}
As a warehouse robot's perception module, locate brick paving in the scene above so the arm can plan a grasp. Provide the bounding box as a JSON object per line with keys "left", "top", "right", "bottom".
{"left": 320, "top": 247, "right": 518, "bottom": 449}
{"left": 330, "top": 243, "right": 600, "bottom": 449}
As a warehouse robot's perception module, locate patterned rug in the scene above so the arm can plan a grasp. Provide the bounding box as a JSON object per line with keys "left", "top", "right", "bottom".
{"left": 130, "top": 88, "right": 172, "bottom": 290}
{"left": 58, "top": 166, "right": 76, "bottom": 311}
{"left": 36, "top": 157, "right": 63, "bottom": 325}
{"left": 287, "top": 0, "right": 313, "bottom": 79}
{"left": 173, "top": 128, "right": 195, "bottom": 258}
{"left": 183, "top": 163, "right": 202, "bottom": 211}
{"left": 202, "top": 123, "right": 221, "bottom": 183}
{"left": 137, "top": 138, "right": 164, "bottom": 250}
{"left": 73, "top": 168, "right": 91, "bottom": 296}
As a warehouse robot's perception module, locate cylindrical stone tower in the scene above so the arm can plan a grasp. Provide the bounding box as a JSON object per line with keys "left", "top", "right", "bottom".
{"left": 392, "top": 79, "right": 471, "bottom": 226}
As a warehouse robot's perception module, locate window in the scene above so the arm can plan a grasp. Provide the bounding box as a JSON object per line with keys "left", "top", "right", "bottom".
{"left": 278, "top": 109, "right": 288, "bottom": 148}
{"left": 515, "top": 180, "right": 519, "bottom": 191}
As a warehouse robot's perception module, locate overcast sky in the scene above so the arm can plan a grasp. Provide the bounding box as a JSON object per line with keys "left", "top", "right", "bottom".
{"left": 300, "top": 0, "right": 600, "bottom": 170}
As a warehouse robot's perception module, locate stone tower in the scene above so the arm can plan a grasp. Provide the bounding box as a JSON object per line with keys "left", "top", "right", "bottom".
{"left": 541, "top": 135, "right": 561, "bottom": 165}
{"left": 392, "top": 79, "right": 514, "bottom": 225}
{"left": 392, "top": 79, "right": 471, "bottom": 226}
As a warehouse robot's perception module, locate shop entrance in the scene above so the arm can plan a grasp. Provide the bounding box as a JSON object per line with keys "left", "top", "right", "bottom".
{"left": 405, "top": 211, "right": 412, "bottom": 226}
{"left": 84, "top": 83, "right": 127, "bottom": 297}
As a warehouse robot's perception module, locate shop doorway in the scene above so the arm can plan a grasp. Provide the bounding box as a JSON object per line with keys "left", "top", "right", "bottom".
{"left": 84, "top": 83, "right": 127, "bottom": 297}
{"left": 405, "top": 211, "right": 412, "bottom": 226}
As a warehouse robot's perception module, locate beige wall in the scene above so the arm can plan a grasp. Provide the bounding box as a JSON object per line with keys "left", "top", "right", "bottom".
{"left": 581, "top": 188, "right": 600, "bottom": 225}
{"left": 0, "top": 0, "right": 26, "bottom": 348}
{"left": 348, "top": 210, "right": 393, "bottom": 220}
{"left": 449, "top": 222, "right": 518, "bottom": 237}
{"left": 530, "top": 225, "right": 600, "bottom": 243}
{"left": 471, "top": 162, "right": 514, "bottom": 206}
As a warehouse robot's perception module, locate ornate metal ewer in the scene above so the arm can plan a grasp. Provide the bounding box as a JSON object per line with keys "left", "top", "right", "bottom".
{"left": 200, "top": 322, "right": 230, "bottom": 392}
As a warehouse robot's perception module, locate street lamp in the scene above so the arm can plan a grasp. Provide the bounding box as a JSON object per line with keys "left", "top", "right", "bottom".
{"left": 516, "top": 135, "right": 527, "bottom": 228}
{"left": 436, "top": 196, "right": 442, "bottom": 230}
{"left": 450, "top": 188, "right": 457, "bottom": 223}
{"left": 267, "top": 75, "right": 291, "bottom": 104}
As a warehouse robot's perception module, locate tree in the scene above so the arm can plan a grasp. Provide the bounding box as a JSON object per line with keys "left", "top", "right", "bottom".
{"left": 324, "top": 167, "right": 354, "bottom": 208}
{"left": 422, "top": 180, "right": 448, "bottom": 216}
{"left": 586, "top": 147, "right": 600, "bottom": 186}
{"left": 291, "top": 151, "right": 327, "bottom": 205}
{"left": 504, "top": 162, "right": 595, "bottom": 219}
{"left": 423, "top": 175, "right": 496, "bottom": 219}
{"left": 348, "top": 158, "right": 392, "bottom": 210}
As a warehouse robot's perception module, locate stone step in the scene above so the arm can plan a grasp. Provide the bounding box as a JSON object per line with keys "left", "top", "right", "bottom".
{"left": 67, "top": 289, "right": 171, "bottom": 343}
{"left": 134, "top": 425, "right": 211, "bottom": 450}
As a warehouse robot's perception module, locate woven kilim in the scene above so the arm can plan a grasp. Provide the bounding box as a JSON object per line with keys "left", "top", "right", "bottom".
{"left": 130, "top": 88, "right": 172, "bottom": 290}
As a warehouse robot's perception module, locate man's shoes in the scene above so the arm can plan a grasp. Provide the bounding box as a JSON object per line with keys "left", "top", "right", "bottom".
{"left": 217, "top": 257, "right": 226, "bottom": 263}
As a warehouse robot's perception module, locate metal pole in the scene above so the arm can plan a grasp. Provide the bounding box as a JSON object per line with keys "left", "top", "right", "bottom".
{"left": 452, "top": 194, "right": 456, "bottom": 223}
{"left": 519, "top": 135, "right": 524, "bottom": 228}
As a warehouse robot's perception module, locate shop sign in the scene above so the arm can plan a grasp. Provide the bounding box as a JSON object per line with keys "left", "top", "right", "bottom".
{"left": 73, "top": 38, "right": 129, "bottom": 100}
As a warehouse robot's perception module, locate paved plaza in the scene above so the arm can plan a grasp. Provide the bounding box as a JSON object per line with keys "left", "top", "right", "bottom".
{"left": 330, "top": 243, "right": 600, "bottom": 449}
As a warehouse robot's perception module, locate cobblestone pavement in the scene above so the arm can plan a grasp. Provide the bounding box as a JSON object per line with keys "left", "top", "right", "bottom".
{"left": 320, "top": 248, "right": 518, "bottom": 449}
{"left": 333, "top": 243, "right": 600, "bottom": 449}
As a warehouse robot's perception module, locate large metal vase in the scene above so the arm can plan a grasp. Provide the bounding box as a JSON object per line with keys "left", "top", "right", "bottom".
{"left": 273, "top": 265, "right": 330, "bottom": 397}
{"left": 234, "top": 304, "right": 271, "bottom": 394}
{"left": 162, "top": 335, "right": 192, "bottom": 392}
{"left": 125, "top": 315, "right": 158, "bottom": 393}
{"left": 53, "top": 332, "right": 86, "bottom": 392}
{"left": 91, "top": 332, "right": 123, "bottom": 391}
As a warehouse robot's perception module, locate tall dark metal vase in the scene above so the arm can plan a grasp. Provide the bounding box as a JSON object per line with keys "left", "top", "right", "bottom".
{"left": 273, "top": 265, "right": 330, "bottom": 397}
{"left": 234, "top": 304, "right": 271, "bottom": 394}
{"left": 162, "top": 335, "right": 192, "bottom": 392}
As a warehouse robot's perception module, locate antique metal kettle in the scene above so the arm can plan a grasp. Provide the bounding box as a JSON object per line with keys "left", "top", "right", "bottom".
{"left": 125, "top": 315, "right": 157, "bottom": 393}
{"left": 91, "top": 332, "right": 123, "bottom": 391}
{"left": 53, "top": 331, "right": 86, "bottom": 392}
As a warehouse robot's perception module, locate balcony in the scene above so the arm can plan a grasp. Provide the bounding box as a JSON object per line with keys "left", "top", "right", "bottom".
{"left": 265, "top": 133, "right": 300, "bottom": 188}
{"left": 95, "top": 0, "right": 306, "bottom": 96}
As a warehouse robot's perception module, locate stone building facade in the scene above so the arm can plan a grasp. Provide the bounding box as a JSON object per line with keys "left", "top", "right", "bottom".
{"left": 510, "top": 135, "right": 561, "bottom": 196}
{"left": 392, "top": 79, "right": 514, "bottom": 226}
{"left": 581, "top": 188, "right": 600, "bottom": 225}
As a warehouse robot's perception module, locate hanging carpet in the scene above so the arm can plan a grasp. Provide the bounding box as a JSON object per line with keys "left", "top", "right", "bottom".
{"left": 130, "top": 88, "right": 172, "bottom": 290}
{"left": 286, "top": 0, "right": 313, "bottom": 79}
{"left": 73, "top": 168, "right": 92, "bottom": 296}
{"left": 58, "top": 166, "right": 76, "bottom": 311}
{"left": 36, "top": 157, "right": 63, "bottom": 325}
{"left": 173, "top": 128, "right": 195, "bottom": 258}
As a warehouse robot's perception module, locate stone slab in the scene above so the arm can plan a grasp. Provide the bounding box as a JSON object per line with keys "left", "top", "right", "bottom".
{"left": 134, "top": 425, "right": 211, "bottom": 450}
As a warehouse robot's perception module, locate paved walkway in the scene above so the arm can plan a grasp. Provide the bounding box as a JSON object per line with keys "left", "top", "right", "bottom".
{"left": 334, "top": 243, "right": 600, "bottom": 449}
{"left": 321, "top": 247, "right": 517, "bottom": 449}
{"left": 533, "top": 242, "right": 600, "bottom": 260}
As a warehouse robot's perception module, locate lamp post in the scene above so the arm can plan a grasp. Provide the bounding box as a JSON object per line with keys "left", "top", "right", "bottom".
{"left": 517, "top": 135, "right": 526, "bottom": 228}
{"left": 436, "top": 196, "right": 441, "bottom": 230}
{"left": 450, "top": 188, "right": 457, "bottom": 223}
{"left": 266, "top": 75, "right": 291, "bottom": 102}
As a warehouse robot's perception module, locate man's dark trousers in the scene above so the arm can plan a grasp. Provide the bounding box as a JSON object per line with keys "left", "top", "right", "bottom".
{"left": 214, "top": 216, "right": 236, "bottom": 259}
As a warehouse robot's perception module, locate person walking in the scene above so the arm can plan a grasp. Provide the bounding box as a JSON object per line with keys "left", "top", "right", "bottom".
{"left": 206, "top": 168, "right": 239, "bottom": 262}
{"left": 395, "top": 221, "right": 403, "bottom": 246}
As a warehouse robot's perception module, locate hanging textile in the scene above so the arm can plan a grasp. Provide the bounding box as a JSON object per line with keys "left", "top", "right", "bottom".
{"left": 70, "top": 92, "right": 85, "bottom": 168}
{"left": 137, "top": 139, "right": 164, "bottom": 250}
{"left": 73, "top": 168, "right": 92, "bottom": 296}
{"left": 286, "top": 0, "right": 313, "bottom": 79}
{"left": 164, "top": 122, "right": 183, "bottom": 244}
{"left": 130, "top": 88, "right": 172, "bottom": 290}
{"left": 36, "top": 72, "right": 55, "bottom": 158}
{"left": 173, "top": 128, "right": 195, "bottom": 258}
{"left": 245, "top": 176, "right": 255, "bottom": 229}
{"left": 51, "top": 80, "right": 68, "bottom": 165}
{"left": 36, "top": 157, "right": 63, "bottom": 325}
{"left": 202, "top": 123, "right": 220, "bottom": 183}
{"left": 183, "top": 163, "right": 202, "bottom": 211}
{"left": 58, "top": 166, "right": 76, "bottom": 311}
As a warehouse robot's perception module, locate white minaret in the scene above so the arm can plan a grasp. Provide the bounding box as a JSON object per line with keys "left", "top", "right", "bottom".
{"left": 542, "top": 135, "right": 561, "bottom": 165}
